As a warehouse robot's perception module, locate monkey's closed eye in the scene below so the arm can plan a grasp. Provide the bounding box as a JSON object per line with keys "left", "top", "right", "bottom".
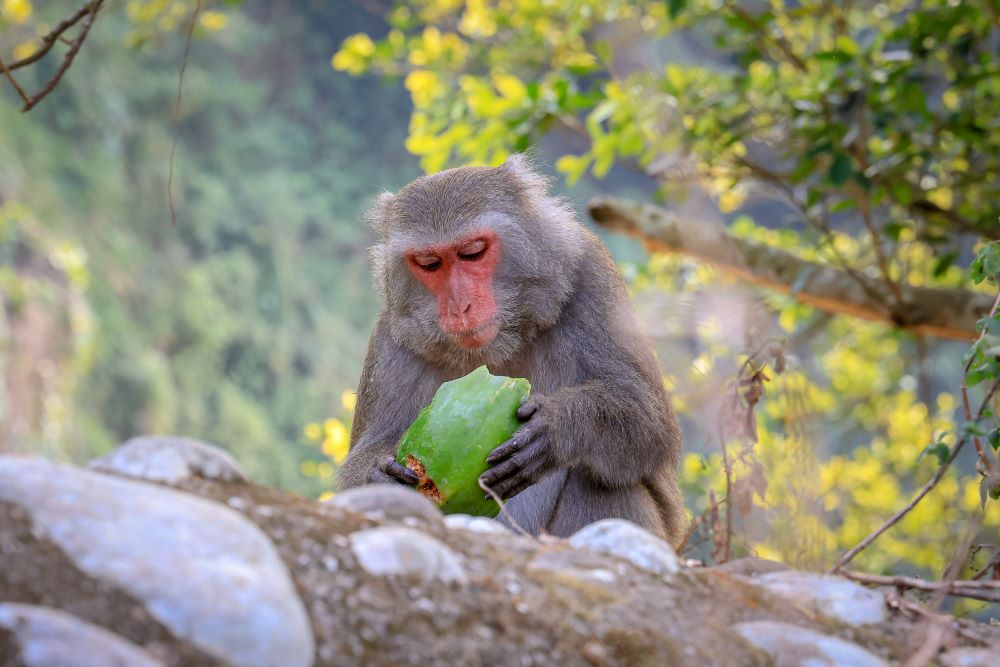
{"left": 458, "top": 240, "right": 487, "bottom": 261}
{"left": 413, "top": 255, "right": 442, "bottom": 272}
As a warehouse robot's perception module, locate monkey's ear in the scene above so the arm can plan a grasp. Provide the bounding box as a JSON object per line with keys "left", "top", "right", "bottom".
{"left": 363, "top": 191, "right": 396, "bottom": 238}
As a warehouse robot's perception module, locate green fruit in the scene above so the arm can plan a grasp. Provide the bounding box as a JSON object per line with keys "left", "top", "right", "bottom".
{"left": 396, "top": 365, "right": 531, "bottom": 517}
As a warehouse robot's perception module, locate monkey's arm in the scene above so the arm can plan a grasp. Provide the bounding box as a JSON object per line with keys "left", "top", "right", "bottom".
{"left": 337, "top": 319, "right": 432, "bottom": 489}
{"left": 482, "top": 271, "right": 680, "bottom": 498}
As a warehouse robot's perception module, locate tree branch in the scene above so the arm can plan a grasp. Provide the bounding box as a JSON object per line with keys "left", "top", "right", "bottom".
{"left": 6, "top": 1, "right": 102, "bottom": 71}
{"left": 587, "top": 196, "right": 995, "bottom": 341}
{"left": 841, "top": 570, "right": 1000, "bottom": 604}
{"left": 2, "top": 0, "right": 105, "bottom": 112}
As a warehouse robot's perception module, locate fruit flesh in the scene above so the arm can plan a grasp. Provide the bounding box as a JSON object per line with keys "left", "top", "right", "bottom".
{"left": 396, "top": 366, "right": 531, "bottom": 517}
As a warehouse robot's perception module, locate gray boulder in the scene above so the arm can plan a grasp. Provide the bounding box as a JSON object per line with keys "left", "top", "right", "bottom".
{"left": 568, "top": 519, "right": 680, "bottom": 576}
{"left": 89, "top": 435, "right": 248, "bottom": 484}
{"left": 0, "top": 456, "right": 312, "bottom": 667}
{"left": 325, "top": 484, "right": 444, "bottom": 530}
{"left": 349, "top": 526, "right": 467, "bottom": 585}
{"left": 754, "top": 570, "right": 888, "bottom": 626}
{"left": 733, "top": 621, "right": 889, "bottom": 667}
{"left": 0, "top": 604, "right": 164, "bottom": 667}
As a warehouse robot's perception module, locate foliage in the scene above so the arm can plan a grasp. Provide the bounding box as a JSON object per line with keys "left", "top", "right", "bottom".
{"left": 1, "top": 1, "right": 418, "bottom": 493}
{"left": 330, "top": 0, "right": 1000, "bottom": 586}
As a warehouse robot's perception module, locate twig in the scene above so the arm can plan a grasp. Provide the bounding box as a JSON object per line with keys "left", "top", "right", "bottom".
{"left": 841, "top": 570, "right": 1000, "bottom": 604}
{"left": 678, "top": 493, "right": 728, "bottom": 555}
{"left": 971, "top": 554, "right": 1000, "bottom": 580}
{"left": 0, "top": 56, "right": 31, "bottom": 105}
{"left": 20, "top": 1, "right": 101, "bottom": 112}
{"left": 167, "top": 0, "right": 204, "bottom": 226}
{"left": 718, "top": 423, "right": 733, "bottom": 563}
{"left": 830, "top": 290, "right": 1000, "bottom": 573}
{"left": 6, "top": 1, "right": 104, "bottom": 71}
{"left": 479, "top": 478, "right": 532, "bottom": 538}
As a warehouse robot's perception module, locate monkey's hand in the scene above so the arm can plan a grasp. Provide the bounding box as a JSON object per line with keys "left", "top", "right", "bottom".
{"left": 480, "top": 395, "right": 557, "bottom": 500}
{"left": 367, "top": 455, "right": 420, "bottom": 486}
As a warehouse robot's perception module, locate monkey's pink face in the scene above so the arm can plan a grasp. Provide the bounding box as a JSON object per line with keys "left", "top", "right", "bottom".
{"left": 405, "top": 230, "right": 502, "bottom": 350}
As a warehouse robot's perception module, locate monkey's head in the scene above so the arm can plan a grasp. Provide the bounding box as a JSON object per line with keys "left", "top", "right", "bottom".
{"left": 368, "top": 154, "right": 586, "bottom": 368}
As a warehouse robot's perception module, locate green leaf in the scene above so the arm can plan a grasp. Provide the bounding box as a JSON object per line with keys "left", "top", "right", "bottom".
{"left": 884, "top": 222, "right": 906, "bottom": 241}
{"left": 920, "top": 443, "right": 951, "bottom": 466}
{"left": 828, "top": 153, "right": 854, "bottom": 186}
{"left": 668, "top": 0, "right": 687, "bottom": 19}
{"left": 932, "top": 252, "right": 955, "bottom": 278}
{"left": 988, "top": 428, "right": 1000, "bottom": 451}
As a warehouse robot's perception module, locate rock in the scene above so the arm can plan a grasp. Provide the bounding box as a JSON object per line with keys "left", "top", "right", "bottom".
{"left": 710, "top": 556, "right": 790, "bottom": 577}
{"left": 0, "top": 457, "right": 313, "bottom": 667}
{"left": 568, "top": 519, "right": 680, "bottom": 576}
{"left": 733, "top": 621, "right": 889, "bottom": 667}
{"left": 89, "top": 436, "right": 248, "bottom": 484}
{"left": 325, "top": 485, "right": 444, "bottom": 530}
{"left": 941, "top": 647, "right": 1000, "bottom": 667}
{"left": 444, "top": 513, "right": 511, "bottom": 535}
{"left": 526, "top": 549, "right": 620, "bottom": 591}
{"left": 0, "top": 603, "right": 164, "bottom": 667}
{"left": 349, "top": 526, "right": 467, "bottom": 585}
{"left": 754, "top": 571, "right": 887, "bottom": 626}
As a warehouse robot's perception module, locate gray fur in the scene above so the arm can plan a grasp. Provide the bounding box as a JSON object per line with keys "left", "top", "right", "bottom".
{"left": 339, "top": 155, "right": 686, "bottom": 545}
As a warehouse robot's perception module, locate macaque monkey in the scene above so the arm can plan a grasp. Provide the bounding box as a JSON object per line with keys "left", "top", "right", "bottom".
{"left": 339, "top": 155, "right": 685, "bottom": 544}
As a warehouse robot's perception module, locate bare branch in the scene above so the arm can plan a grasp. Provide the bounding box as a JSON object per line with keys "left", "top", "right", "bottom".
{"left": 1, "top": 0, "right": 107, "bottom": 112}
{"left": 6, "top": 1, "right": 103, "bottom": 71}
{"left": 842, "top": 570, "right": 1000, "bottom": 604}
{"left": 588, "top": 196, "right": 996, "bottom": 341}
{"left": 0, "top": 56, "right": 31, "bottom": 105}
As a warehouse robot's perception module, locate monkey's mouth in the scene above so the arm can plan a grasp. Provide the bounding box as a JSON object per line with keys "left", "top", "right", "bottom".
{"left": 451, "top": 320, "right": 500, "bottom": 350}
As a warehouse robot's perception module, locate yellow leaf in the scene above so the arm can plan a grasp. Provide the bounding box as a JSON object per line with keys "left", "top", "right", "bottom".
{"left": 2, "top": 0, "right": 31, "bottom": 24}
{"left": 927, "top": 186, "right": 953, "bottom": 210}
{"left": 344, "top": 33, "right": 375, "bottom": 57}
{"left": 459, "top": 0, "right": 497, "bottom": 37}
{"left": 492, "top": 72, "right": 526, "bottom": 100}
{"left": 718, "top": 187, "right": 746, "bottom": 213}
{"left": 340, "top": 390, "right": 357, "bottom": 413}
{"left": 941, "top": 89, "right": 959, "bottom": 111}
{"left": 12, "top": 41, "right": 35, "bottom": 60}
{"left": 199, "top": 11, "right": 227, "bottom": 31}
{"left": 749, "top": 60, "right": 771, "bottom": 86}
{"left": 665, "top": 64, "right": 685, "bottom": 91}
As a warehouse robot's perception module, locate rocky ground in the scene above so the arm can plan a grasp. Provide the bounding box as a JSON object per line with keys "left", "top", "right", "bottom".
{"left": 1, "top": 436, "right": 998, "bottom": 667}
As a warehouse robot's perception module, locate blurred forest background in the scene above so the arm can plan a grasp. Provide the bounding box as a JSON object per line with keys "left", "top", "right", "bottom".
{"left": 2, "top": 0, "right": 1000, "bottom": 607}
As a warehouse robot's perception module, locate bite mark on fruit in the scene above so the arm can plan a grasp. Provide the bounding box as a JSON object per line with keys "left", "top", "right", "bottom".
{"left": 405, "top": 454, "right": 444, "bottom": 504}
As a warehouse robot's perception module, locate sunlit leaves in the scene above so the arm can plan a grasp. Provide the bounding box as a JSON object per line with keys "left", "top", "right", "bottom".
{"left": 970, "top": 241, "right": 1000, "bottom": 285}
{"left": 198, "top": 10, "right": 228, "bottom": 31}
{"left": 1, "top": 0, "right": 32, "bottom": 24}
{"left": 332, "top": 34, "right": 376, "bottom": 75}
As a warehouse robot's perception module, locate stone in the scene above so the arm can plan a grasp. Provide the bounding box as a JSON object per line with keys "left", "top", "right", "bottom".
{"left": 89, "top": 435, "right": 248, "bottom": 484}
{"left": 710, "top": 556, "right": 790, "bottom": 577}
{"left": 733, "top": 621, "right": 889, "bottom": 667}
{"left": 444, "top": 513, "right": 511, "bottom": 535}
{"left": 754, "top": 571, "right": 887, "bottom": 626}
{"left": 941, "top": 648, "right": 1000, "bottom": 667}
{"left": 325, "top": 484, "right": 443, "bottom": 530}
{"left": 0, "top": 603, "right": 164, "bottom": 667}
{"left": 349, "top": 526, "right": 467, "bottom": 585}
{"left": 0, "top": 457, "right": 313, "bottom": 667}
{"left": 526, "top": 550, "right": 619, "bottom": 591}
{"left": 568, "top": 519, "right": 680, "bottom": 576}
